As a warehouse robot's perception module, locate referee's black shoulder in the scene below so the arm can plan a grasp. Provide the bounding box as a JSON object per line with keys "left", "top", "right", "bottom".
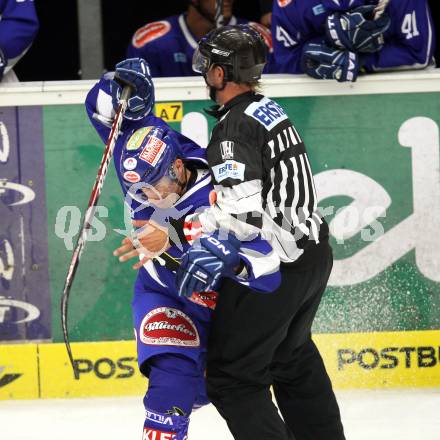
{"left": 239, "top": 94, "right": 290, "bottom": 136}
{"left": 218, "top": 94, "right": 266, "bottom": 141}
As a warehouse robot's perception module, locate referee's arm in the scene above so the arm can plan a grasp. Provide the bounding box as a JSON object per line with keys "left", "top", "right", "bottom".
{"left": 196, "top": 128, "right": 268, "bottom": 241}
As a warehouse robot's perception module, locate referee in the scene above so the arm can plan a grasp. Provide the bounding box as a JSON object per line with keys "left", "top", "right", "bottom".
{"left": 177, "top": 25, "right": 345, "bottom": 440}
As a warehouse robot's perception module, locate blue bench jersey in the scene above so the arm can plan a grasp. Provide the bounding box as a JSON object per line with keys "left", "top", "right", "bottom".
{"left": 127, "top": 14, "right": 279, "bottom": 76}
{"left": 272, "top": 0, "right": 436, "bottom": 73}
{"left": 0, "top": 0, "right": 39, "bottom": 74}
{"left": 85, "top": 74, "right": 281, "bottom": 294}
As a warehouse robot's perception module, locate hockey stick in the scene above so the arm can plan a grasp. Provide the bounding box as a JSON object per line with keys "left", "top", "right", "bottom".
{"left": 154, "top": 251, "right": 181, "bottom": 271}
{"left": 61, "top": 85, "right": 131, "bottom": 379}
{"left": 374, "top": 0, "right": 391, "bottom": 19}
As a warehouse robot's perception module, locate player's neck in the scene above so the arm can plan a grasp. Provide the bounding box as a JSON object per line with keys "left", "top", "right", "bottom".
{"left": 186, "top": 7, "right": 215, "bottom": 41}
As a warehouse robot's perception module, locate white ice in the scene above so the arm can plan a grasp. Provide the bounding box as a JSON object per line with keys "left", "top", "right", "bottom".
{"left": 1, "top": 389, "right": 439, "bottom": 440}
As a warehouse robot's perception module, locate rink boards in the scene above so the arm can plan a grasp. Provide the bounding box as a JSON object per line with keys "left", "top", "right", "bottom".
{"left": 1, "top": 330, "right": 440, "bottom": 400}
{"left": 1, "top": 73, "right": 440, "bottom": 344}
{"left": 1, "top": 73, "right": 440, "bottom": 401}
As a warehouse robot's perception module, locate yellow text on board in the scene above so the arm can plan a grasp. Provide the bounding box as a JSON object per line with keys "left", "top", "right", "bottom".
{"left": 314, "top": 330, "right": 440, "bottom": 389}
{"left": 155, "top": 102, "right": 183, "bottom": 122}
{"left": 39, "top": 340, "right": 146, "bottom": 398}
{"left": 2, "top": 330, "right": 440, "bottom": 400}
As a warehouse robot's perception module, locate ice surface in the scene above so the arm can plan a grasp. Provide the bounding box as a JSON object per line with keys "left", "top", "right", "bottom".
{"left": 1, "top": 389, "right": 439, "bottom": 440}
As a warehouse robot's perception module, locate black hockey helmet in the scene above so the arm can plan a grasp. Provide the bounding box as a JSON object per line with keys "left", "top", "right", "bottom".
{"left": 193, "top": 24, "right": 267, "bottom": 83}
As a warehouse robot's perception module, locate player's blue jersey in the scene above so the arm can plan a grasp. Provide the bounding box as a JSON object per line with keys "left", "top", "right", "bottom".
{"left": 0, "top": 0, "right": 38, "bottom": 73}
{"left": 85, "top": 74, "right": 281, "bottom": 296}
{"left": 127, "top": 14, "right": 279, "bottom": 76}
{"left": 272, "top": 0, "right": 436, "bottom": 73}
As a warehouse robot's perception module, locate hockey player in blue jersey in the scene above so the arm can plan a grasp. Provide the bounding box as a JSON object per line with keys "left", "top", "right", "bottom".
{"left": 127, "top": 0, "right": 276, "bottom": 77}
{"left": 0, "top": 0, "right": 39, "bottom": 83}
{"left": 272, "top": 0, "right": 436, "bottom": 82}
{"left": 85, "top": 58, "right": 280, "bottom": 440}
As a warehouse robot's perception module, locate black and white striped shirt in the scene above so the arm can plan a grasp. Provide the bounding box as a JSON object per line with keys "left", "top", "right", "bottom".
{"left": 194, "top": 91, "right": 328, "bottom": 263}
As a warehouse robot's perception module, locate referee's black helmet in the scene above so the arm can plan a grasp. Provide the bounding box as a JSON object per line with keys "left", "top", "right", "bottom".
{"left": 193, "top": 24, "right": 267, "bottom": 83}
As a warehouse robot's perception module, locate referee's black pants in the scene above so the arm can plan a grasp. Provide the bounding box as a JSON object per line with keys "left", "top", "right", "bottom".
{"left": 206, "top": 241, "right": 345, "bottom": 440}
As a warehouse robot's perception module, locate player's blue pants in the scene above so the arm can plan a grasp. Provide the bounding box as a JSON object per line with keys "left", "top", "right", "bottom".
{"left": 132, "top": 276, "right": 213, "bottom": 439}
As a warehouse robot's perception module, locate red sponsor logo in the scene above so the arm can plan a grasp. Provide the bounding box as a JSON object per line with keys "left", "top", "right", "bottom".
{"left": 188, "top": 291, "right": 218, "bottom": 310}
{"left": 277, "top": 0, "right": 292, "bottom": 7}
{"left": 123, "top": 157, "right": 137, "bottom": 170}
{"left": 133, "top": 21, "right": 171, "bottom": 48}
{"left": 123, "top": 171, "right": 141, "bottom": 183}
{"left": 143, "top": 428, "right": 175, "bottom": 440}
{"left": 140, "top": 308, "right": 200, "bottom": 347}
{"left": 249, "top": 22, "right": 273, "bottom": 52}
{"left": 139, "top": 136, "right": 166, "bottom": 166}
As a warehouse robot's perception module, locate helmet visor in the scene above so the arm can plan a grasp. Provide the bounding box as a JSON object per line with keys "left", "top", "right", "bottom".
{"left": 126, "top": 175, "right": 179, "bottom": 206}
{"left": 192, "top": 47, "right": 211, "bottom": 74}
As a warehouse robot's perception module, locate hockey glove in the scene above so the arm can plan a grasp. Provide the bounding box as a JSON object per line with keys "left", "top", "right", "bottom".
{"left": 301, "top": 42, "right": 359, "bottom": 82}
{"left": 0, "top": 48, "right": 6, "bottom": 81}
{"left": 176, "top": 232, "right": 241, "bottom": 297}
{"left": 111, "top": 58, "right": 155, "bottom": 120}
{"left": 325, "top": 5, "right": 391, "bottom": 53}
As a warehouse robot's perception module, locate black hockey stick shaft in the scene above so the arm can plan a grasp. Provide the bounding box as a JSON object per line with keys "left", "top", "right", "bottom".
{"left": 61, "top": 86, "right": 131, "bottom": 378}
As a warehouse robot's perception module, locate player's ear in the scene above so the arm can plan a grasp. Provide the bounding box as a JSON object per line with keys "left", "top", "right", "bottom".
{"left": 212, "top": 64, "right": 225, "bottom": 84}
{"left": 218, "top": 65, "right": 226, "bottom": 82}
{"left": 173, "top": 158, "right": 184, "bottom": 177}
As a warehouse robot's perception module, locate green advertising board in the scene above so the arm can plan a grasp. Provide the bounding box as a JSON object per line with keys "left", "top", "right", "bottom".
{"left": 39, "top": 91, "right": 440, "bottom": 342}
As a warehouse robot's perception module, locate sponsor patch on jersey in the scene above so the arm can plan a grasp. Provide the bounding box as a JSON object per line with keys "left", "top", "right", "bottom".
{"left": 126, "top": 126, "right": 154, "bottom": 151}
{"left": 313, "top": 4, "right": 326, "bottom": 15}
{"left": 139, "top": 136, "right": 166, "bottom": 166}
{"left": 123, "top": 171, "right": 141, "bottom": 183}
{"left": 248, "top": 22, "right": 273, "bottom": 52}
{"left": 188, "top": 291, "right": 218, "bottom": 310}
{"left": 143, "top": 428, "right": 175, "bottom": 440}
{"left": 146, "top": 409, "right": 174, "bottom": 426}
{"left": 220, "top": 140, "right": 234, "bottom": 160}
{"left": 212, "top": 160, "right": 245, "bottom": 182}
{"left": 277, "top": 0, "right": 292, "bottom": 7}
{"left": 244, "top": 97, "right": 288, "bottom": 131}
{"left": 140, "top": 307, "right": 200, "bottom": 347}
{"left": 123, "top": 157, "right": 137, "bottom": 170}
{"left": 132, "top": 21, "right": 171, "bottom": 48}
{"left": 173, "top": 52, "right": 187, "bottom": 63}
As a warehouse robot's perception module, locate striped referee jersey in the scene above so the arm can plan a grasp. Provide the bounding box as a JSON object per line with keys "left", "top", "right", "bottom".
{"left": 189, "top": 91, "right": 329, "bottom": 264}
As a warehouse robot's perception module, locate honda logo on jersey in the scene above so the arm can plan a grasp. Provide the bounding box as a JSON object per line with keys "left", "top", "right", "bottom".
{"left": 220, "top": 141, "right": 234, "bottom": 160}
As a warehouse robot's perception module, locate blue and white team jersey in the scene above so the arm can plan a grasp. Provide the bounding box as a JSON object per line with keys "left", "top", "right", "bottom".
{"left": 0, "top": 0, "right": 39, "bottom": 79}
{"left": 272, "top": 0, "right": 436, "bottom": 73}
{"left": 127, "top": 14, "right": 279, "bottom": 76}
{"left": 85, "top": 74, "right": 280, "bottom": 297}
